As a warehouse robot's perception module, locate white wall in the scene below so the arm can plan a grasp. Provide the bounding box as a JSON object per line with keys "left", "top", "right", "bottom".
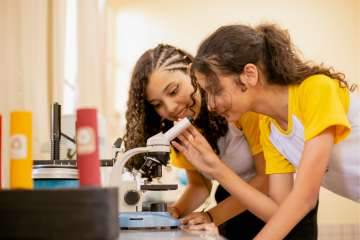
{"left": 110, "top": 0, "right": 360, "bottom": 225}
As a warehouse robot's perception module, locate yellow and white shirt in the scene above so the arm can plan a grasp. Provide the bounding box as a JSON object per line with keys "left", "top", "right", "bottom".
{"left": 171, "top": 111, "right": 263, "bottom": 182}
{"left": 260, "top": 75, "right": 360, "bottom": 203}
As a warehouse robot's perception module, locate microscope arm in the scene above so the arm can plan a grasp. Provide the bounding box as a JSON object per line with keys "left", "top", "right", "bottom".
{"left": 109, "top": 147, "right": 151, "bottom": 187}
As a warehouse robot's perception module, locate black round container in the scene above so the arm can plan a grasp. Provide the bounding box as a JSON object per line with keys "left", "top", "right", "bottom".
{"left": 150, "top": 202, "right": 167, "bottom": 212}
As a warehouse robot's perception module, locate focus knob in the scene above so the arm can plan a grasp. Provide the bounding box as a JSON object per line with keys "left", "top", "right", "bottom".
{"left": 124, "top": 190, "right": 140, "bottom": 206}
{"left": 150, "top": 202, "right": 167, "bottom": 212}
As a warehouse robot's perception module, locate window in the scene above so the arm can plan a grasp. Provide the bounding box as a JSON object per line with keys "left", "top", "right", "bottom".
{"left": 63, "top": 0, "right": 78, "bottom": 114}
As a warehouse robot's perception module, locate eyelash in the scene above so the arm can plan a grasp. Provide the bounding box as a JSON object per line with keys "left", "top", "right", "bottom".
{"left": 170, "top": 85, "right": 178, "bottom": 96}
{"left": 153, "top": 85, "right": 179, "bottom": 108}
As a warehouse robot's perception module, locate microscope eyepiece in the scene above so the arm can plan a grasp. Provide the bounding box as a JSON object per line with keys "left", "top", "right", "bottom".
{"left": 164, "top": 115, "right": 194, "bottom": 142}
{"left": 186, "top": 115, "right": 195, "bottom": 125}
{"left": 140, "top": 115, "right": 195, "bottom": 178}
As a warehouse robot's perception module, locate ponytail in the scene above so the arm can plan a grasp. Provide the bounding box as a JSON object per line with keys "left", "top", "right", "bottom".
{"left": 192, "top": 22, "right": 357, "bottom": 92}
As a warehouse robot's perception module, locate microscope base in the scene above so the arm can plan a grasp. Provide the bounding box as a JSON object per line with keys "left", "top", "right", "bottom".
{"left": 119, "top": 212, "right": 181, "bottom": 228}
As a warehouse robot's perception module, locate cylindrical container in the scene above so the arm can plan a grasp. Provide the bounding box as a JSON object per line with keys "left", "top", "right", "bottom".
{"left": 76, "top": 108, "right": 100, "bottom": 186}
{"left": 32, "top": 165, "right": 79, "bottom": 189}
{"left": 10, "top": 111, "right": 33, "bottom": 189}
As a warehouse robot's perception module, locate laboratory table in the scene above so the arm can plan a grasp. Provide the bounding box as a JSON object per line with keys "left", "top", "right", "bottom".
{"left": 118, "top": 227, "right": 227, "bottom": 239}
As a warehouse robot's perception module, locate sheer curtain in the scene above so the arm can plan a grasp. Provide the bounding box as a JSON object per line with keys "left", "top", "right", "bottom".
{"left": 0, "top": 0, "right": 118, "bottom": 188}
{"left": 77, "top": 0, "right": 118, "bottom": 156}
{"left": 0, "top": 0, "right": 66, "bottom": 188}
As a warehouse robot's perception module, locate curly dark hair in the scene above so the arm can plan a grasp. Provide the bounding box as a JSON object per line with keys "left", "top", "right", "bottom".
{"left": 123, "top": 44, "right": 228, "bottom": 181}
{"left": 190, "top": 22, "right": 357, "bottom": 111}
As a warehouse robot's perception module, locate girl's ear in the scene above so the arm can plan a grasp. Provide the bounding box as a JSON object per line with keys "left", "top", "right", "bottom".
{"left": 243, "top": 64, "right": 259, "bottom": 87}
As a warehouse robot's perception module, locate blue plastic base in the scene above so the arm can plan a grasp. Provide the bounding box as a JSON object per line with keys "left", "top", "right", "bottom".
{"left": 119, "top": 212, "right": 181, "bottom": 228}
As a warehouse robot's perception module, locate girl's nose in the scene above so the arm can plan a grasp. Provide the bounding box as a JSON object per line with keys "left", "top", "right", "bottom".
{"left": 166, "top": 101, "right": 178, "bottom": 113}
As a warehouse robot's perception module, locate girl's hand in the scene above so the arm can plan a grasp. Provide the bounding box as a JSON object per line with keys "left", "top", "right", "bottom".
{"left": 183, "top": 222, "right": 219, "bottom": 235}
{"left": 167, "top": 206, "right": 180, "bottom": 219}
{"left": 180, "top": 212, "right": 212, "bottom": 225}
{"left": 172, "top": 125, "right": 223, "bottom": 176}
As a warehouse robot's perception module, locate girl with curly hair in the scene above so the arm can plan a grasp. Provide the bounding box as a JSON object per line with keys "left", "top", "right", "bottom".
{"left": 173, "top": 22, "right": 359, "bottom": 240}
{"left": 123, "top": 44, "right": 269, "bottom": 239}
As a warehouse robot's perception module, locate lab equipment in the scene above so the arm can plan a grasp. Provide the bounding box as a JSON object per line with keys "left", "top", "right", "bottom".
{"left": 0, "top": 104, "right": 119, "bottom": 240}
{"left": 76, "top": 108, "right": 101, "bottom": 186}
{"left": 109, "top": 115, "right": 194, "bottom": 229}
{"left": 33, "top": 103, "right": 118, "bottom": 189}
{"left": 10, "top": 111, "right": 33, "bottom": 189}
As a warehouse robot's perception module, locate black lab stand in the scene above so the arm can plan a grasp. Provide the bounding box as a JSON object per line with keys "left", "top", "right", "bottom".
{"left": 0, "top": 187, "right": 119, "bottom": 240}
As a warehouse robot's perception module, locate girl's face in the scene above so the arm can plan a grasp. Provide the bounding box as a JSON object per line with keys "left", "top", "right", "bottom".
{"left": 194, "top": 70, "right": 255, "bottom": 122}
{"left": 146, "top": 70, "right": 201, "bottom": 122}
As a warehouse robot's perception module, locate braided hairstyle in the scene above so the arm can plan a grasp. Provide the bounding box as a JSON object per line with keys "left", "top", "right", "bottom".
{"left": 124, "top": 44, "right": 228, "bottom": 181}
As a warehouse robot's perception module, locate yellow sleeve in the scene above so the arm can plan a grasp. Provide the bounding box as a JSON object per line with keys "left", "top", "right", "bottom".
{"left": 260, "top": 117, "right": 296, "bottom": 174}
{"left": 298, "top": 75, "right": 351, "bottom": 144}
{"left": 231, "top": 111, "right": 263, "bottom": 156}
{"left": 170, "top": 147, "right": 197, "bottom": 170}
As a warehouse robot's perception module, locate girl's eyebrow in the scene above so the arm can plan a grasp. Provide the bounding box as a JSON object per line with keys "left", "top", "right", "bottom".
{"left": 163, "top": 81, "right": 175, "bottom": 93}
{"left": 148, "top": 81, "right": 175, "bottom": 103}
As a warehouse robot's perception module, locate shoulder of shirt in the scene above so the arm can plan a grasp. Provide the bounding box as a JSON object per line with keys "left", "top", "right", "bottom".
{"left": 298, "top": 74, "right": 339, "bottom": 91}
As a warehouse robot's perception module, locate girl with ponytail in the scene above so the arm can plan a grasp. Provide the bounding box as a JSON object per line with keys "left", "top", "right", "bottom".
{"left": 173, "top": 22, "right": 359, "bottom": 239}
{"left": 124, "top": 44, "right": 270, "bottom": 239}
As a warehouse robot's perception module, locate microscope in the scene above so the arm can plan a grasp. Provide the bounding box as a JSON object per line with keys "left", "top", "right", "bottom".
{"left": 109, "top": 115, "right": 195, "bottom": 229}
